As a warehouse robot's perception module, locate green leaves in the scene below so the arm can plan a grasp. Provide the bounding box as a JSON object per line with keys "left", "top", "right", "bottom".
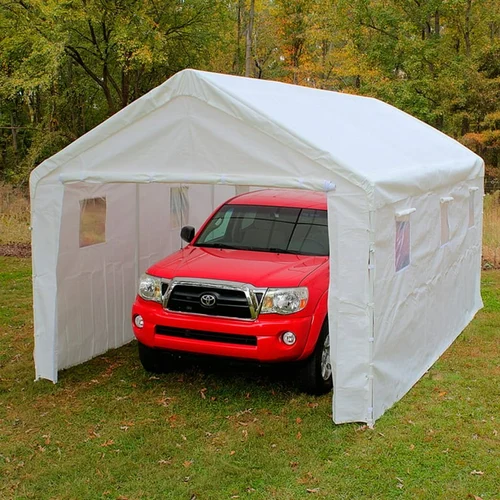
{"left": 0, "top": 0, "right": 499, "bottom": 184}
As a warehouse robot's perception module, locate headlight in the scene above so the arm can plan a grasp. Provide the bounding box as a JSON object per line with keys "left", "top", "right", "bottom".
{"left": 260, "top": 287, "right": 308, "bottom": 315}
{"left": 138, "top": 274, "right": 164, "bottom": 303}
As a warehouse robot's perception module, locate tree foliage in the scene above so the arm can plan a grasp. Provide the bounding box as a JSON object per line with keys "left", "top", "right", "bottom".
{"left": 1, "top": 0, "right": 499, "bottom": 185}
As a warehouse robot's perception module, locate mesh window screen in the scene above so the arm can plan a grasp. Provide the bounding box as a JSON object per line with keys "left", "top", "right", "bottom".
{"left": 79, "top": 197, "right": 106, "bottom": 248}
{"left": 440, "top": 197, "right": 453, "bottom": 246}
{"left": 170, "top": 186, "right": 189, "bottom": 229}
{"left": 395, "top": 218, "right": 411, "bottom": 272}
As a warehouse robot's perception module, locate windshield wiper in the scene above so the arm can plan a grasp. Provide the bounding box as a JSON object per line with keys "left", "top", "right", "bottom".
{"left": 198, "top": 242, "right": 238, "bottom": 250}
{"left": 241, "top": 246, "right": 304, "bottom": 255}
{"left": 266, "top": 247, "right": 299, "bottom": 254}
{"left": 269, "top": 247, "right": 327, "bottom": 256}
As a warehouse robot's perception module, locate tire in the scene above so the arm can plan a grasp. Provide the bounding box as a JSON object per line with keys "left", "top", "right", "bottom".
{"left": 296, "top": 320, "right": 333, "bottom": 395}
{"left": 138, "top": 342, "right": 180, "bottom": 374}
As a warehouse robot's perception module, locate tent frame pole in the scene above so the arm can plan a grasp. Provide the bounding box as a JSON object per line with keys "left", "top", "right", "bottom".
{"left": 135, "top": 183, "right": 140, "bottom": 286}
{"left": 367, "top": 209, "right": 376, "bottom": 427}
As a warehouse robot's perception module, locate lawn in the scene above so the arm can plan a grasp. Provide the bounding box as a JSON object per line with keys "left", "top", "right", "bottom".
{"left": 0, "top": 257, "right": 499, "bottom": 500}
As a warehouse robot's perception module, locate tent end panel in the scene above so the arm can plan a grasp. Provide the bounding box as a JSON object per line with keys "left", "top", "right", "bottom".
{"left": 327, "top": 190, "right": 372, "bottom": 425}
{"left": 332, "top": 386, "right": 372, "bottom": 425}
{"left": 31, "top": 182, "right": 65, "bottom": 385}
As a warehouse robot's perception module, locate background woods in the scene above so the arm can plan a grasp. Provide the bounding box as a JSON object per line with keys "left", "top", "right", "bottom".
{"left": 0, "top": 0, "right": 499, "bottom": 189}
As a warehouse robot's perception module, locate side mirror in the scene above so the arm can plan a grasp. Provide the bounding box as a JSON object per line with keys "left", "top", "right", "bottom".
{"left": 180, "top": 225, "right": 195, "bottom": 243}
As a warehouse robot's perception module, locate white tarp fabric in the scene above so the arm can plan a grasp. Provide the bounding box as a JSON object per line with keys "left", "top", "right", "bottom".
{"left": 30, "top": 69, "right": 484, "bottom": 425}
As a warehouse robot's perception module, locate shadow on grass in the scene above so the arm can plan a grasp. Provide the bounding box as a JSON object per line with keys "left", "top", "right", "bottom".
{"left": 56, "top": 340, "right": 304, "bottom": 402}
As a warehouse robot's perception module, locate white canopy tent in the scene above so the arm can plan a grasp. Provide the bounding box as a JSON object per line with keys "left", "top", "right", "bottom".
{"left": 30, "top": 69, "right": 484, "bottom": 425}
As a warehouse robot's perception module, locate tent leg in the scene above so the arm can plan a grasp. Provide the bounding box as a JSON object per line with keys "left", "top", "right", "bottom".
{"left": 367, "top": 209, "right": 376, "bottom": 428}
{"left": 135, "top": 183, "right": 140, "bottom": 286}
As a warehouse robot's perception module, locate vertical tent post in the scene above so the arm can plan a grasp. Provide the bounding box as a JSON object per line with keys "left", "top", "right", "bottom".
{"left": 367, "top": 209, "right": 376, "bottom": 428}
{"left": 135, "top": 183, "right": 140, "bottom": 286}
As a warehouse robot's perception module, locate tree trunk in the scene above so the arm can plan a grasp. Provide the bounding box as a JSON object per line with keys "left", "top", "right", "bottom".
{"left": 245, "top": 0, "right": 255, "bottom": 77}
{"left": 121, "top": 68, "right": 130, "bottom": 108}
{"left": 461, "top": 116, "right": 470, "bottom": 136}
{"left": 102, "top": 63, "right": 116, "bottom": 116}
{"left": 234, "top": 0, "right": 244, "bottom": 74}
{"left": 464, "top": 0, "right": 472, "bottom": 56}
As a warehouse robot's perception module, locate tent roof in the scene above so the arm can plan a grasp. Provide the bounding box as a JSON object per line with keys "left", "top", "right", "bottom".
{"left": 31, "top": 69, "right": 483, "bottom": 203}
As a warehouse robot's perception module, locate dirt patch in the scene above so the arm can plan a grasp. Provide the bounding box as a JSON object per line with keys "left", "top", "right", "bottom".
{"left": 0, "top": 243, "right": 31, "bottom": 258}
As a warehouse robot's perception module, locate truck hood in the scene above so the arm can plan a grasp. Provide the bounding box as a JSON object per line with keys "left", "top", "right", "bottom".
{"left": 147, "top": 246, "right": 328, "bottom": 288}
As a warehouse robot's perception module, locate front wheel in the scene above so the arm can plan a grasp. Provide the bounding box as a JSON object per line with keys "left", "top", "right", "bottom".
{"left": 296, "top": 321, "right": 333, "bottom": 395}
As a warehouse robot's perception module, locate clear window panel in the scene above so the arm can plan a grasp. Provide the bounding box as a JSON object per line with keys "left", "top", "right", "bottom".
{"left": 395, "top": 219, "right": 410, "bottom": 272}
{"left": 79, "top": 197, "right": 106, "bottom": 248}
{"left": 468, "top": 190, "right": 475, "bottom": 228}
{"left": 170, "top": 186, "right": 189, "bottom": 229}
{"left": 441, "top": 203, "right": 450, "bottom": 246}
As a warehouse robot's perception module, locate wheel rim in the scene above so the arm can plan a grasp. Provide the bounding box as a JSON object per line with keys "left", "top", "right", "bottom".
{"left": 320, "top": 333, "right": 332, "bottom": 381}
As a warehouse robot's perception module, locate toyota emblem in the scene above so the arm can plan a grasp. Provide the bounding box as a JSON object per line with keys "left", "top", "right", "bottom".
{"left": 200, "top": 293, "right": 217, "bottom": 308}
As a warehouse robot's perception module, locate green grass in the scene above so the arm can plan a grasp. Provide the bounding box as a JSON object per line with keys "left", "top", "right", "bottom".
{"left": 0, "top": 257, "right": 499, "bottom": 499}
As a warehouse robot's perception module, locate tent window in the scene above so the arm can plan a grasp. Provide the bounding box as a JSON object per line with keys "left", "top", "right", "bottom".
{"left": 79, "top": 197, "right": 106, "bottom": 248}
{"left": 395, "top": 208, "right": 415, "bottom": 272}
{"left": 395, "top": 219, "right": 410, "bottom": 272}
{"left": 170, "top": 186, "right": 189, "bottom": 229}
{"left": 440, "top": 197, "right": 453, "bottom": 246}
{"left": 468, "top": 188, "right": 477, "bottom": 228}
{"left": 440, "top": 204, "right": 449, "bottom": 245}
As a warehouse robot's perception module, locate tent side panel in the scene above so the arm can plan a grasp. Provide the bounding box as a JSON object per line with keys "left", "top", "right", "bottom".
{"left": 56, "top": 183, "right": 139, "bottom": 370}
{"left": 32, "top": 182, "right": 65, "bottom": 381}
{"left": 372, "top": 179, "right": 483, "bottom": 420}
{"left": 328, "top": 190, "right": 372, "bottom": 424}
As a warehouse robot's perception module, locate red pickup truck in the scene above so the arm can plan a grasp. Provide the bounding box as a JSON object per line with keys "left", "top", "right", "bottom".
{"left": 131, "top": 189, "right": 331, "bottom": 394}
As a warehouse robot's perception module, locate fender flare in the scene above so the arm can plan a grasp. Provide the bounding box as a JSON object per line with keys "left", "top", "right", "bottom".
{"left": 298, "top": 290, "right": 328, "bottom": 361}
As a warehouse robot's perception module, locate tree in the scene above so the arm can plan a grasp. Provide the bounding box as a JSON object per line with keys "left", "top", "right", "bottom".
{"left": 0, "top": 0, "right": 226, "bottom": 182}
{"left": 1, "top": 0, "right": 499, "bottom": 185}
{"left": 245, "top": 0, "right": 255, "bottom": 76}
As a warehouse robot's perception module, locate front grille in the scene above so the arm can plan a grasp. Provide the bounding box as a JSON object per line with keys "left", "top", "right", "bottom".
{"left": 166, "top": 284, "right": 252, "bottom": 319}
{"left": 155, "top": 325, "right": 257, "bottom": 346}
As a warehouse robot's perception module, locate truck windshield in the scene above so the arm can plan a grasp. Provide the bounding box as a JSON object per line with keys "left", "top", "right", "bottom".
{"left": 195, "top": 204, "right": 329, "bottom": 256}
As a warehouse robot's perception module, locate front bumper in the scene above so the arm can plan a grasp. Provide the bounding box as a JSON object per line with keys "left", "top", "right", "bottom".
{"left": 132, "top": 297, "right": 313, "bottom": 363}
